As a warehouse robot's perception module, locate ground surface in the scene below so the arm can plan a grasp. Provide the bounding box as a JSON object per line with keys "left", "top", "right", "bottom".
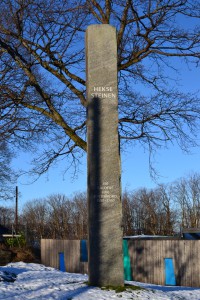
{"left": 0, "top": 262, "right": 200, "bottom": 299}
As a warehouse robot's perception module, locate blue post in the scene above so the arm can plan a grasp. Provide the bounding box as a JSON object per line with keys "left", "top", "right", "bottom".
{"left": 59, "top": 252, "right": 66, "bottom": 272}
{"left": 80, "top": 240, "right": 88, "bottom": 262}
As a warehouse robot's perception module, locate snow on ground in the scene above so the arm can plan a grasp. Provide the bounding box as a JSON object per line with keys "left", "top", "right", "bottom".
{"left": 0, "top": 262, "right": 200, "bottom": 300}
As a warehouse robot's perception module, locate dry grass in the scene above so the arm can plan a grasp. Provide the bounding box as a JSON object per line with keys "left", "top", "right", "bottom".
{"left": 0, "top": 242, "right": 40, "bottom": 264}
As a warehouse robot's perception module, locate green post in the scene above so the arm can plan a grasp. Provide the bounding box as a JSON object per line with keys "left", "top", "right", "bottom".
{"left": 123, "top": 240, "right": 132, "bottom": 281}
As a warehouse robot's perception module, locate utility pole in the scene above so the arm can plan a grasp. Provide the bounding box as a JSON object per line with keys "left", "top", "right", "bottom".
{"left": 15, "top": 185, "right": 18, "bottom": 234}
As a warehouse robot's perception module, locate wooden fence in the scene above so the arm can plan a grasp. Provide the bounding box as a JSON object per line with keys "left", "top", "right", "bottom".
{"left": 128, "top": 239, "right": 200, "bottom": 287}
{"left": 41, "top": 239, "right": 200, "bottom": 287}
{"left": 41, "top": 239, "right": 88, "bottom": 274}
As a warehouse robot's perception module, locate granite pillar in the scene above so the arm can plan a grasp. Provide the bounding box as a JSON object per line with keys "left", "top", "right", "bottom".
{"left": 86, "top": 24, "right": 124, "bottom": 287}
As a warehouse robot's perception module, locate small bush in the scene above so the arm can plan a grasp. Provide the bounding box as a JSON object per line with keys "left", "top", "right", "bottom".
{"left": 5, "top": 233, "right": 26, "bottom": 248}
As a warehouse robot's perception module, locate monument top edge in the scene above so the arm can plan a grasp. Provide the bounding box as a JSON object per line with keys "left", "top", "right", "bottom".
{"left": 86, "top": 24, "right": 116, "bottom": 31}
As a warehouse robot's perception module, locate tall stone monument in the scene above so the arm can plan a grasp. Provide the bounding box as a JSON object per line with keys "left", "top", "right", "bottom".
{"left": 86, "top": 24, "right": 124, "bottom": 286}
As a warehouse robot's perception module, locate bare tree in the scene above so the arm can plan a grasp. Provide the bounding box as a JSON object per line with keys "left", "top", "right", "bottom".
{"left": 21, "top": 192, "right": 87, "bottom": 243}
{"left": 156, "top": 184, "right": 177, "bottom": 235}
{"left": 0, "top": 141, "right": 16, "bottom": 200}
{"left": 47, "top": 194, "right": 74, "bottom": 239}
{"left": 22, "top": 198, "right": 48, "bottom": 245}
{"left": 172, "top": 173, "right": 200, "bottom": 229}
{"left": 122, "top": 191, "right": 135, "bottom": 236}
{"left": 123, "top": 187, "right": 177, "bottom": 235}
{"left": 0, "top": 206, "right": 14, "bottom": 228}
{"left": 71, "top": 192, "right": 87, "bottom": 239}
{"left": 0, "top": 0, "right": 200, "bottom": 176}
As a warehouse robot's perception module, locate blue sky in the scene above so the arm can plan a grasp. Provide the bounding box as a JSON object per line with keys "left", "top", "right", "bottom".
{"left": 7, "top": 52, "right": 200, "bottom": 211}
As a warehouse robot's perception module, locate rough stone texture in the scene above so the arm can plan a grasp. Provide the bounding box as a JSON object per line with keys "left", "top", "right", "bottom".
{"left": 86, "top": 24, "right": 124, "bottom": 286}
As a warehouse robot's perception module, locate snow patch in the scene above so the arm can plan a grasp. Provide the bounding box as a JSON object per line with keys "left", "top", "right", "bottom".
{"left": 0, "top": 262, "right": 200, "bottom": 299}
